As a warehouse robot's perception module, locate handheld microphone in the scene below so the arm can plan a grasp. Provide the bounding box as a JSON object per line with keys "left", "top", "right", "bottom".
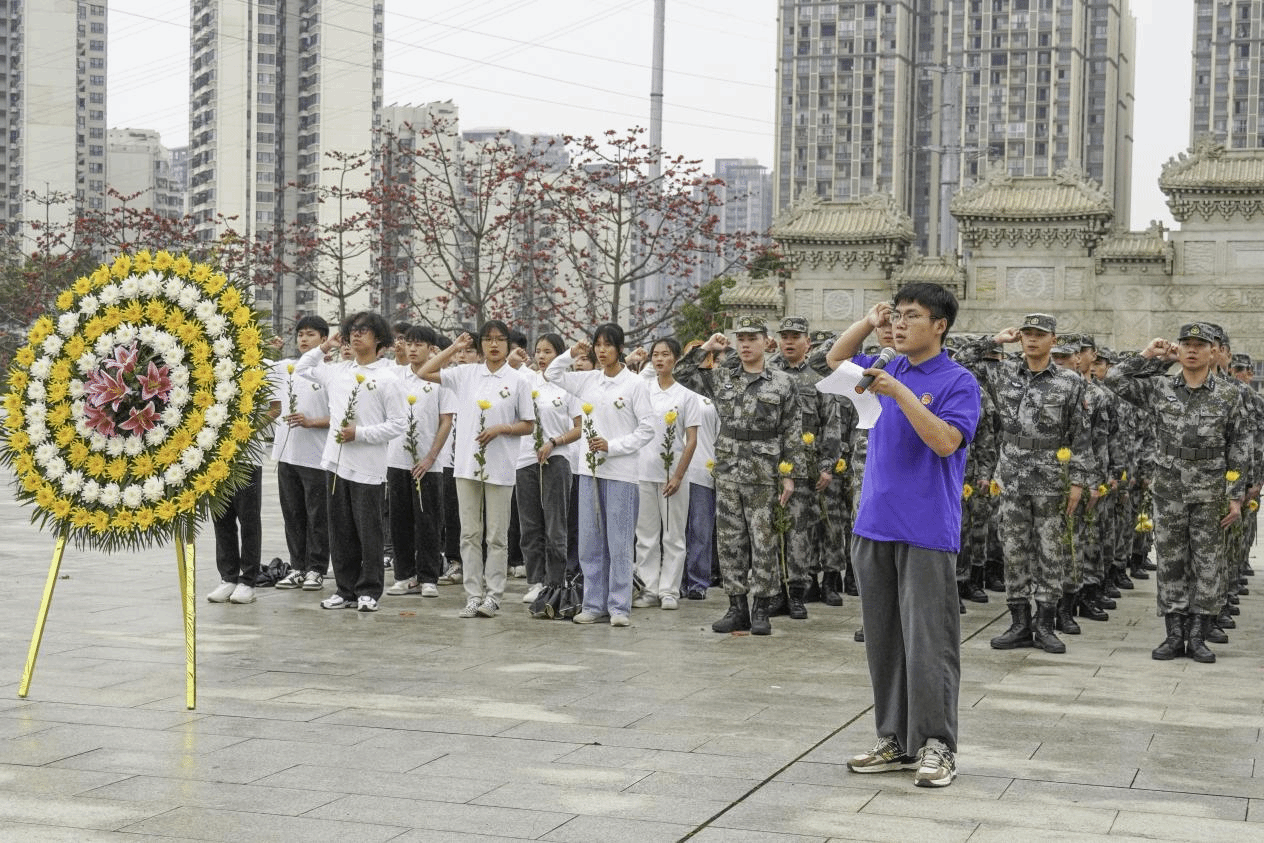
{"left": 855, "top": 346, "right": 899, "bottom": 393}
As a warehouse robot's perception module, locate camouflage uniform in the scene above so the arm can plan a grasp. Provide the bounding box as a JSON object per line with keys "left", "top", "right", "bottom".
{"left": 958, "top": 383, "right": 998, "bottom": 587}
{"left": 1073, "top": 378, "right": 1117, "bottom": 590}
{"left": 675, "top": 346, "right": 802, "bottom": 601}
{"left": 956, "top": 335, "right": 1094, "bottom": 605}
{"left": 1105, "top": 350, "right": 1249, "bottom": 617}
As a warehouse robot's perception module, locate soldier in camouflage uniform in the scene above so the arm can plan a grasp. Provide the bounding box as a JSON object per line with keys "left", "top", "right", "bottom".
{"left": 768, "top": 317, "right": 843, "bottom": 619}
{"left": 1229, "top": 352, "right": 1261, "bottom": 588}
{"left": 807, "top": 328, "right": 855, "bottom": 606}
{"left": 956, "top": 314, "right": 1094, "bottom": 654}
{"left": 675, "top": 316, "right": 801, "bottom": 636}
{"left": 951, "top": 337, "right": 997, "bottom": 608}
{"left": 1094, "top": 348, "right": 1146, "bottom": 588}
{"left": 1105, "top": 324, "right": 1249, "bottom": 663}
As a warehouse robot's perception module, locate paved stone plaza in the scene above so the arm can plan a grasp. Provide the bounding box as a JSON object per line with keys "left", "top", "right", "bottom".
{"left": 1, "top": 462, "right": 1261, "bottom": 841}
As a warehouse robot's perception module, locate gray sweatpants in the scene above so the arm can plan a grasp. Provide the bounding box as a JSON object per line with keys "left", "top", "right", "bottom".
{"left": 852, "top": 535, "right": 961, "bottom": 755}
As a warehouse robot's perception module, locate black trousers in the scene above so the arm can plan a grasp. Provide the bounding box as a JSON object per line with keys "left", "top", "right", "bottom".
{"left": 327, "top": 473, "right": 386, "bottom": 601}
{"left": 214, "top": 465, "right": 263, "bottom": 585}
{"left": 277, "top": 461, "right": 329, "bottom": 574}
{"left": 442, "top": 467, "right": 461, "bottom": 563}
{"left": 386, "top": 467, "right": 445, "bottom": 585}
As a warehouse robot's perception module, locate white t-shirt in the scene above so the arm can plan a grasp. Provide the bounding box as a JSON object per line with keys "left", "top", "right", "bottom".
{"left": 516, "top": 370, "right": 581, "bottom": 471}
{"left": 685, "top": 394, "right": 719, "bottom": 490}
{"left": 439, "top": 362, "right": 535, "bottom": 487}
{"left": 636, "top": 379, "right": 701, "bottom": 483}
{"left": 295, "top": 347, "right": 408, "bottom": 485}
{"left": 270, "top": 357, "right": 330, "bottom": 470}
{"left": 387, "top": 370, "right": 457, "bottom": 473}
{"left": 545, "top": 351, "right": 655, "bottom": 485}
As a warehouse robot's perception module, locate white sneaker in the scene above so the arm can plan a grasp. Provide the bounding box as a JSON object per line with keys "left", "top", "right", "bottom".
{"left": 207, "top": 581, "right": 236, "bottom": 603}
{"left": 522, "top": 583, "right": 543, "bottom": 603}
{"left": 660, "top": 595, "right": 678, "bottom": 610}
{"left": 357, "top": 595, "right": 379, "bottom": 613}
{"left": 610, "top": 613, "right": 630, "bottom": 627}
{"left": 386, "top": 578, "right": 421, "bottom": 596}
{"left": 229, "top": 583, "right": 256, "bottom": 604}
{"left": 439, "top": 565, "right": 462, "bottom": 585}
{"left": 631, "top": 594, "right": 659, "bottom": 608}
{"left": 302, "top": 571, "right": 324, "bottom": 590}
{"left": 320, "top": 594, "right": 351, "bottom": 609}
{"left": 275, "top": 570, "right": 304, "bottom": 589}
{"left": 509, "top": 565, "right": 526, "bottom": 579}
{"left": 476, "top": 597, "right": 499, "bottom": 618}
{"left": 573, "top": 611, "right": 607, "bottom": 624}
{"left": 458, "top": 596, "right": 482, "bottom": 618}
{"left": 420, "top": 583, "right": 439, "bottom": 598}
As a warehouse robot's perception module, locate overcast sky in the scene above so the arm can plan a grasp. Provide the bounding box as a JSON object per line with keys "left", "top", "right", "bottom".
{"left": 107, "top": 0, "right": 1190, "bottom": 231}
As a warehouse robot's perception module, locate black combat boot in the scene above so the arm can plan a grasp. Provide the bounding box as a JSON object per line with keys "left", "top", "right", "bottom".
{"left": 803, "top": 575, "right": 822, "bottom": 603}
{"left": 1243, "top": 562, "right": 1255, "bottom": 576}
{"left": 820, "top": 570, "right": 844, "bottom": 606}
{"left": 1218, "top": 604, "right": 1236, "bottom": 629}
{"left": 1206, "top": 619, "right": 1228, "bottom": 645}
{"left": 1185, "top": 614, "right": 1216, "bottom": 663}
{"left": 843, "top": 565, "right": 859, "bottom": 596}
{"left": 1031, "top": 602, "right": 1066, "bottom": 654}
{"left": 1055, "top": 592, "right": 1081, "bottom": 635}
{"left": 1102, "top": 578, "right": 1121, "bottom": 599}
{"left": 967, "top": 566, "right": 989, "bottom": 603}
{"left": 767, "top": 583, "right": 790, "bottom": 617}
{"left": 1151, "top": 613, "right": 1185, "bottom": 660}
{"left": 853, "top": 626, "right": 865, "bottom": 642}
{"left": 1227, "top": 592, "right": 1239, "bottom": 605}
{"left": 990, "top": 600, "right": 1034, "bottom": 649}
{"left": 1237, "top": 582, "right": 1249, "bottom": 595}
{"left": 985, "top": 561, "right": 1005, "bottom": 593}
{"left": 750, "top": 597, "right": 772, "bottom": 636}
{"left": 1096, "top": 587, "right": 1117, "bottom": 610}
{"left": 787, "top": 582, "right": 808, "bottom": 620}
{"left": 711, "top": 594, "right": 750, "bottom": 633}
{"left": 1077, "top": 583, "right": 1109, "bottom": 621}
{"left": 1112, "top": 564, "right": 1134, "bottom": 590}
{"left": 1127, "top": 553, "right": 1150, "bottom": 580}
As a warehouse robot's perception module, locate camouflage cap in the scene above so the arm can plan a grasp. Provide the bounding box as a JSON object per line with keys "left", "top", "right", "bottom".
{"left": 1205, "top": 323, "right": 1227, "bottom": 344}
{"left": 1231, "top": 353, "right": 1253, "bottom": 369}
{"left": 1052, "top": 341, "right": 1077, "bottom": 356}
{"left": 733, "top": 315, "right": 768, "bottom": 335}
{"left": 1095, "top": 346, "right": 1116, "bottom": 363}
{"left": 1178, "top": 322, "right": 1215, "bottom": 342}
{"left": 809, "top": 329, "right": 835, "bottom": 345}
{"left": 1078, "top": 334, "right": 1096, "bottom": 350}
{"left": 1020, "top": 313, "right": 1056, "bottom": 334}
{"left": 777, "top": 316, "right": 810, "bottom": 334}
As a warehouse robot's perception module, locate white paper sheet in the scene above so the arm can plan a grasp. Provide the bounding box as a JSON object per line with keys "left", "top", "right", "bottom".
{"left": 815, "top": 360, "right": 883, "bottom": 429}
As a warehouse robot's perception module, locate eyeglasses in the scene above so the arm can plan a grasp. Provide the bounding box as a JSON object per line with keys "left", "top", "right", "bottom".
{"left": 481, "top": 334, "right": 508, "bottom": 344}
{"left": 890, "top": 310, "right": 939, "bottom": 325}
{"left": 349, "top": 326, "right": 372, "bottom": 335}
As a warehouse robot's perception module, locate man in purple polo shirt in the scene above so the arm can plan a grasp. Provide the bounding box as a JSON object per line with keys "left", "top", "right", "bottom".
{"left": 823, "top": 282, "right": 981, "bottom": 788}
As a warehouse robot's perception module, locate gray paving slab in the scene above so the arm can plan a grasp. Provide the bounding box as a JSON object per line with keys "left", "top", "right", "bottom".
{"left": 4, "top": 461, "right": 1264, "bottom": 840}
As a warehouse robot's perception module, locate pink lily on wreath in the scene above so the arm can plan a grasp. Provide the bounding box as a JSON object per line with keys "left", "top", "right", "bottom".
{"left": 84, "top": 368, "right": 130, "bottom": 411}
{"left": 136, "top": 360, "right": 172, "bottom": 402}
{"left": 102, "top": 341, "right": 140, "bottom": 374}
{"left": 120, "top": 401, "right": 161, "bottom": 435}
{"left": 83, "top": 403, "right": 117, "bottom": 436}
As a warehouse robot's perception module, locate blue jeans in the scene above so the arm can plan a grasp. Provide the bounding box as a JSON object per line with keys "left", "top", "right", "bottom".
{"left": 578, "top": 475, "right": 638, "bottom": 616}
{"left": 683, "top": 482, "right": 716, "bottom": 593}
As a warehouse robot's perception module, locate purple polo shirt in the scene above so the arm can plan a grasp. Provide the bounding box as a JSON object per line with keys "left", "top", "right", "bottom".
{"left": 852, "top": 350, "right": 981, "bottom": 553}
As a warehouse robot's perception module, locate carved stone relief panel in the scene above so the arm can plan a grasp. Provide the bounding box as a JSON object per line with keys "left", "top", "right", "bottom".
{"left": 1064, "top": 267, "right": 1086, "bottom": 300}
{"left": 823, "top": 290, "right": 855, "bottom": 321}
{"left": 1229, "top": 242, "right": 1264, "bottom": 272}
{"left": 1183, "top": 241, "right": 1216, "bottom": 274}
{"left": 1006, "top": 266, "right": 1054, "bottom": 300}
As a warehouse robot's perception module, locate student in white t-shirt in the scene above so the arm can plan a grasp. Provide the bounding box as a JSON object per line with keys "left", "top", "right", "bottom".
{"left": 271, "top": 315, "right": 333, "bottom": 592}
{"left": 295, "top": 312, "right": 407, "bottom": 613}
{"left": 419, "top": 321, "right": 534, "bottom": 619}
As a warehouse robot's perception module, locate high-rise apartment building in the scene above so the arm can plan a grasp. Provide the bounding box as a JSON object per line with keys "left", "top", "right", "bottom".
{"left": 107, "top": 129, "right": 183, "bottom": 219}
{"left": 1, "top": 1, "right": 108, "bottom": 241}
{"left": 1191, "top": 0, "right": 1264, "bottom": 147}
{"left": 774, "top": 0, "right": 1135, "bottom": 255}
{"left": 188, "top": 0, "right": 383, "bottom": 325}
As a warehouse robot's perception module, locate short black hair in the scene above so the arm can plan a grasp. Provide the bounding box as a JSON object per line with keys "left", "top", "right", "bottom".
{"left": 592, "top": 322, "right": 625, "bottom": 350}
{"left": 434, "top": 334, "right": 451, "bottom": 351}
{"left": 393, "top": 321, "right": 412, "bottom": 337}
{"left": 893, "top": 282, "right": 958, "bottom": 341}
{"left": 345, "top": 311, "right": 393, "bottom": 352}
{"left": 478, "top": 320, "right": 511, "bottom": 344}
{"left": 508, "top": 329, "right": 529, "bottom": 350}
{"left": 651, "top": 337, "right": 682, "bottom": 360}
{"left": 295, "top": 315, "right": 329, "bottom": 338}
{"left": 536, "top": 332, "right": 566, "bottom": 356}
{"left": 405, "top": 325, "right": 437, "bottom": 345}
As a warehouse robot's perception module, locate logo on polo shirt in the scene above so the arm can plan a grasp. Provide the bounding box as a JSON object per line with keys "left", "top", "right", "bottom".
{"left": 921, "top": 393, "right": 934, "bottom": 406}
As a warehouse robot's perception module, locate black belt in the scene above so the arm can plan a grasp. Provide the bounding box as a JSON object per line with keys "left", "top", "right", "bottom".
{"left": 1002, "top": 432, "right": 1061, "bottom": 450}
{"left": 1160, "top": 443, "right": 1220, "bottom": 461}
{"left": 720, "top": 427, "right": 778, "bottom": 442}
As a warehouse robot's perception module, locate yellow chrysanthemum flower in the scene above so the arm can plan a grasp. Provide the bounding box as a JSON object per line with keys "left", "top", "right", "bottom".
{"left": 778, "top": 461, "right": 794, "bottom": 476}
{"left": 237, "top": 326, "right": 260, "bottom": 349}
{"left": 120, "top": 301, "right": 144, "bottom": 323}
{"left": 21, "top": 470, "right": 42, "bottom": 493}
{"left": 835, "top": 458, "right": 847, "bottom": 473}
{"left": 217, "top": 440, "right": 238, "bottom": 461}
{"left": 133, "top": 250, "right": 153, "bottom": 273}
{"left": 407, "top": 394, "right": 417, "bottom": 405}
{"left": 71, "top": 507, "right": 93, "bottom": 529}
{"left": 135, "top": 508, "right": 156, "bottom": 530}
{"left": 63, "top": 335, "right": 85, "bottom": 360}
{"left": 165, "top": 308, "right": 187, "bottom": 331}
{"left": 241, "top": 347, "right": 263, "bottom": 368}
{"left": 193, "top": 390, "right": 215, "bottom": 410}
{"left": 355, "top": 373, "right": 366, "bottom": 385}
{"left": 90, "top": 510, "right": 110, "bottom": 534}
{"left": 665, "top": 410, "right": 679, "bottom": 425}
{"left": 56, "top": 290, "right": 76, "bottom": 311}
{"left": 1097, "top": 484, "right": 1109, "bottom": 496}
{"left": 8, "top": 369, "right": 28, "bottom": 391}
{"left": 582, "top": 403, "right": 594, "bottom": 414}
{"left": 67, "top": 442, "right": 90, "bottom": 467}
{"left": 477, "top": 399, "right": 492, "bottom": 410}
{"left": 28, "top": 316, "right": 54, "bottom": 345}
{"left": 153, "top": 251, "right": 174, "bottom": 272}
{"left": 14, "top": 345, "right": 35, "bottom": 367}
{"left": 7, "top": 430, "right": 29, "bottom": 452}
{"left": 172, "top": 255, "right": 193, "bottom": 277}
{"left": 231, "top": 417, "right": 254, "bottom": 443}
{"left": 106, "top": 457, "right": 129, "bottom": 482}
{"left": 55, "top": 426, "right": 75, "bottom": 447}
{"left": 231, "top": 306, "right": 252, "bottom": 327}
{"left": 85, "top": 454, "right": 108, "bottom": 478}
{"left": 218, "top": 286, "right": 241, "bottom": 314}
{"left": 51, "top": 498, "right": 72, "bottom": 520}
{"left": 204, "top": 273, "right": 227, "bottom": 295}
{"left": 112, "top": 510, "right": 135, "bottom": 531}
{"left": 531, "top": 390, "right": 540, "bottom": 399}
{"left": 191, "top": 263, "right": 211, "bottom": 284}
{"left": 130, "top": 454, "right": 156, "bottom": 479}
{"left": 90, "top": 266, "right": 111, "bottom": 288}
{"left": 287, "top": 364, "right": 296, "bottom": 375}
{"left": 110, "top": 254, "right": 132, "bottom": 279}
{"left": 963, "top": 483, "right": 974, "bottom": 499}
{"left": 192, "top": 473, "right": 216, "bottom": 495}
{"left": 176, "top": 489, "right": 198, "bottom": 513}
{"left": 705, "top": 459, "right": 715, "bottom": 472}
{"left": 989, "top": 479, "right": 1001, "bottom": 497}
{"left": 1249, "top": 500, "right": 1260, "bottom": 513}
{"left": 156, "top": 500, "right": 178, "bottom": 522}
{"left": 34, "top": 484, "right": 56, "bottom": 508}
{"left": 73, "top": 275, "right": 93, "bottom": 295}
{"left": 206, "top": 460, "right": 230, "bottom": 483}
{"left": 1226, "top": 470, "right": 1241, "bottom": 483}
{"left": 3, "top": 409, "right": 21, "bottom": 431}
{"left": 1056, "top": 447, "right": 1072, "bottom": 463}
{"left": 801, "top": 432, "right": 815, "bottom": 445}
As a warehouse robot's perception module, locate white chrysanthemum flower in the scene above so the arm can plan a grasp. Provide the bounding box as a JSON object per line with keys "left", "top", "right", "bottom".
{"left": 165, "top": 346, "right": 184, "bottom": 366}
{"left": 214, "top": 381, "right": 239, "bottom": 403}
{"left": 204, "top": 314, "right": 227, "bottom": 337}
{"left": 163, "top": 277, "right": 184, "bottom": 300}
{"left": 213, "top": 359, "right": 237, "bottom": 381}
{"left": 98, "top": 284, "right": 122, "bottom": 305}
{"left": 212, "top": 337, "right": 234, "bottom": 358}
{"left": 123, "top": 435, "right": 145, "bottom": 456}
{"left": 77, "top": 352, "right": 99, "bottom": 375}
{"left": 143, "top": 476, "right": 165, "bottom": 501}
{"left": 120, "top": 276, "right": 140, "bottom": 298}
{"left": 195, "top": 300, "right": 217, "bottom": 323}
{"left": 94, "top": 334, "right": 115, "bottom": 357}
{"left": 45, "top": 457, "right": 67, "bottom": 480}
{"left": 138, "top": 325, "right": 158, "bottom": 345}
{"left": 167, "top": 386, "right": 191, "bottom": 409}
{"left": 180, "top": 446, "right": 204, "bottom": 472}
{"left": 195, "top": 427, "right": 218, "bottom": 450}
{"left": 34, "top": 442, "right": 59, "bottom": 465}
{"left": 139, "top": 271, "right": 162, "bottom": 297}
{"left": 82, "top": 480, "right": 101, "bottom": 503}
{"left": 57, "top": 312, "right": 79, "bottom": 337}
{"left": 75, "top": 419, "right": 92, "bottom": 438}
{"left": 68, "top": 380, "right": 86, "bottom": 399}
{"left": 79, "top": 294, "right": 100, "bottom": 315}
{"left": 161, "top": 406, "right": 183, "bottom": 428}
{"left": 177, "top": 286, "right": 199, "bottom": 309}
{"left": 145, "top": 425, "right": 168, "bottom": 447}
{"left": 204, "top": 404, "right": 228, "bottom": 427}
{"left": 25, "top": 403, "right": 47, "bottom": 424}
{"left": 60, "top": 471, "right": 85, "bottom": 496}
{"left": 153, "top": 332, "right": 176, "bottom": 354}
{"left": 105, "top": 436, "right": 126, "bottom": 457}
{"left": 121, "top": 485, "right": 144, "bottom": 508}
{"left": 26, "top": 380, "right": 46, "bottom": 401}
{"left": 168, "top": 365, "right": 189, "bottom": 388}
{"left": 89, "top": 432, "right": 109, "bottom": 452}
{"left": 99, "top": 483, "right": 121, "bottom": 507}
{"left": 40, "top": 334, "right": 63, "bottom": 356}
{"left": 27, "top": 421, "right": 49, "bottom": 445}
{"left": 29, "top": 357, "right": 52, "bottom": 379}
{"left": 163, "top": 465, "right": 186, "bottom": 486}
{"left": 114, "top": 324, "right": 137, "bottom": 346}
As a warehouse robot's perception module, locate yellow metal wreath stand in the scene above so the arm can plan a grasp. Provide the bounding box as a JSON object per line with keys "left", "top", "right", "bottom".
{"left": 19, "top": 525, "right": 199, "bottom": 710}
